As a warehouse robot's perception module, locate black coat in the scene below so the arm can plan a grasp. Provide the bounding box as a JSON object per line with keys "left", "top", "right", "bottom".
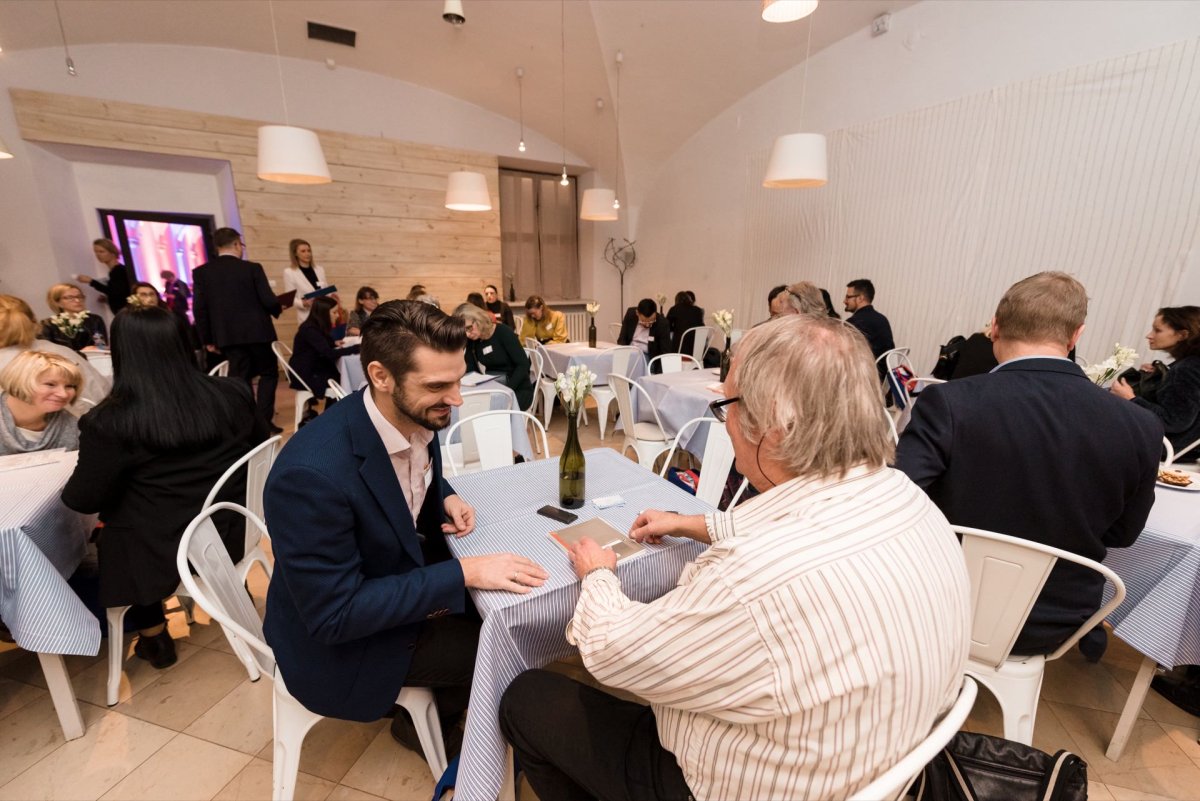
{"left": 485, "top": 300, "right": 516, "bottom": 330}
{"left": 465, "top": 324, "right": 533, "bottom": 410}
{"left": 847, "top": 305, "right": 896, "bottom": 361}
{"left": 289, "top": 323, "right": 359, "bottom": 398}
{"left": 895, "top": 358, "right": 1162, "bottom": 653}
{"left": 61, "top": 378, "right": 267, "bottom": 607}
{"left": 1134, "top": 354, "right": 1200, "bottom": 452}
{"left": 193, "top": 255, "right": 282, "bottom": 348}
{"left": 89, "top": 263, "right": 133, "bottom": 314}
{"left": 39, "top": 313, "right": 108, "bottom": 351}
{"left": 617, "top": 308, "right": 672, "bottom": 365}
{"left": 666, "top": 304, "right": 706, "bottom": 353}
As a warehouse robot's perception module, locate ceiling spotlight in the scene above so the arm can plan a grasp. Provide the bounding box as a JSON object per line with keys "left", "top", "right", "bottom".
{"left": 443, "top": 0, "right": 465, "bottom": 25}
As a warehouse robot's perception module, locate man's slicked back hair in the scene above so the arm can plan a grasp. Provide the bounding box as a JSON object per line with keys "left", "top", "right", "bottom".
{"left": 360, "top": 300, "right": 467, "bottom": 383}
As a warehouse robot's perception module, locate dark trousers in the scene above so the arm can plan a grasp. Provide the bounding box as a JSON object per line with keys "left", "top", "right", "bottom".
{"left": 223, "top": 342, "right": 279, "bottom": 425}
{"left": 395, "top": 614, "right": 480, "bottom": 748}
{"left": 499, "top": 669, "right": 694, "bottom": 801}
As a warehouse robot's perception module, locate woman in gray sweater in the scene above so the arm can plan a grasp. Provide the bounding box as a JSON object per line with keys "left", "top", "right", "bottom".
{"left": 0, "top": 350, "right": 82, "bottom": 455}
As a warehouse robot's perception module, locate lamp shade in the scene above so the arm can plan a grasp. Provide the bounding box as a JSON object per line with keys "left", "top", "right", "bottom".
{"left": 579, "top": 188, "right": 618, "bottom": 221}
{"left": 761, "top": 0, "right": 819, "bottom": 23}
{"left": 445, "top": 171, "right": 492, "bottom": 211}
{"left": 0, "top": 135, "right": 13, "bottom": 159}
{"left": 763, "top": 133, "right": 827, "bottom": 188}
{"left": 257, "top": 125, "right": 331, "bottom": 184}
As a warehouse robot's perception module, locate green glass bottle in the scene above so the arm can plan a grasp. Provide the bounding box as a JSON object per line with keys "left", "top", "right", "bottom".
{"left": 559, "top": 410, "right": 586, "bottom": 508}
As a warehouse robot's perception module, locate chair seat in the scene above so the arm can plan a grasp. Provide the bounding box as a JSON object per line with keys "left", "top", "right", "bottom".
{"left": 630, "top": 422, "right": 668, "bottom": 441}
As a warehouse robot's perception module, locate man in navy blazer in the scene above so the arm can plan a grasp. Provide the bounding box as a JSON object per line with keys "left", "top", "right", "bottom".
{"left": 896, "top": 272, "right": 1162, "bottom": 655}
{"left": 263, "top": 300, "right": 547, "bottom": 753}
{"left": 844, "top": 279, "right": 895, "bottom": 364}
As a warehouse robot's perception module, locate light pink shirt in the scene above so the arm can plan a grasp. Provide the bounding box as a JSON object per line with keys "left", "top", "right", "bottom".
{"left": 363, "top": 389, "right": 434, "bottom": 523}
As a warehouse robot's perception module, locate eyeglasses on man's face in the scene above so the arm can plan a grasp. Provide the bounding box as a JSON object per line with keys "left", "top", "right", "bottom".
{"left": 709, "top": 396, "right": 739, "bottom": 423}
{"left": 844, "top": 293, "right": 861, "bottom": 301}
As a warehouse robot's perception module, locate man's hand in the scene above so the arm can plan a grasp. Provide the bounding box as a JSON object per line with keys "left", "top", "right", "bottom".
{"left": 460, "top": 553, "right": 548, "bottom": 594}
{"left": 629, "top": 510, "right": 710, "bottom": 544}
{"left": 1110, "top": 377, "right": 1135, "bottom": 401}
{"left": 76, "top": 275, "right": 93, "bottom": 285}
{"left": 567, "top": 537, "right": 617, "bottom": 580}
{"left": 205, "top": 344, "right": 219, "bottom": 353}
{"left": 442, "top": 494, "right": 476, "bottom": 537}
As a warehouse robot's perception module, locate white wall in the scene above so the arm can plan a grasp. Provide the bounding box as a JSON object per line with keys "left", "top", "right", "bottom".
{"left": 629, "top": 0, "right": 1200, "bottom": 369}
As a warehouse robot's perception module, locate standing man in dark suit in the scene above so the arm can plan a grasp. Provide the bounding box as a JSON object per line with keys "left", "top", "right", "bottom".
{"left": 844, "top": 279, "right": 895, "bottom": 363}
{"left": 193, "top": 227, "right": 283, "bottom": 433}
{"left": 896, "top": 271, "right": 1162, "bottom": 656}
{"left": 263, "top": 300, "right": 547, "bottom": 755}
{"left": 618, "top": 298, "right": 672, "bottom": 370}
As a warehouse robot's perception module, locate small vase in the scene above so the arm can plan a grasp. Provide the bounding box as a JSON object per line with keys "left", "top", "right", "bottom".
{"left": 588, "top": 317, "right": 597, "bottom": 348}
{"left": 719, "top": 341, "right": 732, "bottom": 382}
{"left": 559, "top": 409, "right": 586, "bottom": 509}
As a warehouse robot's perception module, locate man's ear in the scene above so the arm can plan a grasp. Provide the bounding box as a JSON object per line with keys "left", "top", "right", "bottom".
{"left": 365, "top": 360, "right": 393, "bottom": 394}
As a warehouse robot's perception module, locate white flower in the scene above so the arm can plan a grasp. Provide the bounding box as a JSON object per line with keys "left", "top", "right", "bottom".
{"left": 711, "top": 309, "right": 734, "bottom": 336}
{"left": 1084, "top": 342, "right": 1139, "bottom": 386}
{"left": 554, "top": 364, "right": 597, "bottom": 413}
{"left": 655, "top": 293, "right": 667, "bottom": 307}
{"left": 585, "top": 301, "right": 600, "bottom": 316}
{"left": 50, "top": 310, "right": 88, "bottom": 337}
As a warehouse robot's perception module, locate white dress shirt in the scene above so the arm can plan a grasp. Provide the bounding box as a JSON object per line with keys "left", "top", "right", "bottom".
{"left": 568, "top": 465, "right": 972, "bottom": 801}
{"left": 363, "top": 389, "right": 433, "bottom": 522}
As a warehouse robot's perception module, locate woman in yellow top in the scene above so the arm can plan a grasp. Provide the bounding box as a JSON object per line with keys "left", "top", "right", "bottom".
{"left": 519, "top": 295, "right": 569, "bottom": 344}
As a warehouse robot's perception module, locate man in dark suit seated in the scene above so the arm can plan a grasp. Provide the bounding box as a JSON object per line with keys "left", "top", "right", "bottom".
{"left": 843, "top": 278, "right": 895, "bottom": 364}
{"left": 618, "top": 297, "right": 672, "bottom": 370}
{"left": 193, "top": 227, "right": 284, "bottom": 432}
{"left": 263, "top": 300, "right": 548, "bottom": 756}
{"left": 896, "top": 271, "right": 1162, "bottom": 657}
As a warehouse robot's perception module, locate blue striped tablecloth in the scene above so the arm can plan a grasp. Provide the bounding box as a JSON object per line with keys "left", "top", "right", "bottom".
{"left": 641, "top": 368, "right": 724, "bottom": 457}
{"left": 446, "top": 448, "right": 713, "bottom": 800}
{"left": 1103, "top": 484, "right": 1200, "bottom": 668}
{"left": 0, "top": 453, "right": 100, "bottom": 656}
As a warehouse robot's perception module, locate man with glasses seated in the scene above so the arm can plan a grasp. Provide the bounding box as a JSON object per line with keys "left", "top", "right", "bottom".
{"left": 499, "top": 313, "right": 972, "bottom": 801}
{"left": 617, "top": 297, "right": 671, "bottom": 371}
{"left": 844, "top": 278, "right": 895, "bottom": 365}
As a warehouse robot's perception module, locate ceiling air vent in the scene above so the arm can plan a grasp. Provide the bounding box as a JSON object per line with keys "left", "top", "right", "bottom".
{"left": 307, "top": 21, "right": 356, "bottom": 48}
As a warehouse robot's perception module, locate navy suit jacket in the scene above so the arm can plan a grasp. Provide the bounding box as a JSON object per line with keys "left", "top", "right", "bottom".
{"left": 263, "top": 389, "right": 465, "bottom": 721}
{"left": 896, "top": 358, "right": 1162, "bottom": 653}
{"left": 847, "top": 305, "right": 895, "bottom": 361}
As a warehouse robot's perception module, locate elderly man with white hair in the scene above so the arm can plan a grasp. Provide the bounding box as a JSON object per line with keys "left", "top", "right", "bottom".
{"left": 498, "top": 313, "right": 973, "bottom": 801}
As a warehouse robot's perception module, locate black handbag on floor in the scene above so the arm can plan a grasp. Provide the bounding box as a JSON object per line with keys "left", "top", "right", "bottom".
{"left": 911, "top": 731, "right": 1087, "bottom": 801}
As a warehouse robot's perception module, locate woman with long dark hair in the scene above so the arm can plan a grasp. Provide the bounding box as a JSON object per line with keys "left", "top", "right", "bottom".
{"left": 61, "top": 305, "right": 266, "bottom": 668}
{"left": 1112, "top": 305, "right": 1200, "bottom": 452}
{"left": 288, "top": 295, "right": 360, "bottom": 403}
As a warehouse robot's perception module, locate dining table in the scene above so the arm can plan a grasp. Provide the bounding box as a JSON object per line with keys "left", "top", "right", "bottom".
{"left": 1102, "top": 477, "right": 1200, "bottom": 760}
{"left": 445, "top": 448, "right": 713, "bottom": 800}
{"left": 0, "top": 450, "right": 100, "bottom": 741}
{"left": 541, "top": 341, "right": 645, "bottom": 381}
{"left": 639, "top": 367, "right": 725, "bottom": 457}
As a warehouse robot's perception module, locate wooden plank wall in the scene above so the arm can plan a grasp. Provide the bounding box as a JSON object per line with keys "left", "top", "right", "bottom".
{"left": 10, "top": 89, "right": 501, "bottom": 345}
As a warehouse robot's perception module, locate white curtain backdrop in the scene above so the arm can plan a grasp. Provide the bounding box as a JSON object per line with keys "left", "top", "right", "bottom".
{"left": 741, "top": 37, "right": 1200, "bottom": 372}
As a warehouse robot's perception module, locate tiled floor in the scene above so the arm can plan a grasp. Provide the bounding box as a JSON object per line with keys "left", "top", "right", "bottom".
{"left": 2, "top": 386, "right": 1198, "bottom": 800}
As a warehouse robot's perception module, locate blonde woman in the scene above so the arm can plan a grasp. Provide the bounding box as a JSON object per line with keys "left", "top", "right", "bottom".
{"left": 0, "top": 350, "right": 83, "bottom": 454}
{"left": 282, "top": 238, "right": 333, "bottom": 324}
{"left": 519, "top": 295, "right": 569, "bottom": 345}
{"left": 0, "top": 294, "right": 110, "bottom": 408}
{"left": 76, "top": 238, "right": 133, "bottom": 314}
{"left": 454, "top": 303, "right": 533, "bottom": 409}
{"left": 42, "top": 282, "right": 108, "bottom": 351}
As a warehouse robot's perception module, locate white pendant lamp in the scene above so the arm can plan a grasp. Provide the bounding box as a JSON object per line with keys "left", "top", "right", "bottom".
{"left": 0, "top": 135, "right": 13, "bottom": 160}
{"left": 445, "top": 171, "right": 492, "bottom": 211}
{"left": 761, "top": 0, "right": 818, "bottom": 23}
{"left": 762, "top": 8, "right": 826, "bottom": 188}
{"left": 580, "top": 188, "right": 618, "bottom": 221}
{"left": 256, "top": 0, "right": 332, "bottom": 185}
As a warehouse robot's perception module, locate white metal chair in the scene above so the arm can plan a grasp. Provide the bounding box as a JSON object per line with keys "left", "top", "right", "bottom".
{"left": 443, "top": 410, "right": 549, "bottom": 476}
{"left": 955, "top": 525, "right": 1126, "bottom": 745}
{"left": 608, "top": 322, "right": 621, "bottom": 341}
{"left": 443, "top": 389, "right": 514, "bottom": 474}
{"left": 271, "top": 341, "right": 314, "bottom": 430}
{"left": 1163, "top": 435, "right": 1200, "bottom": 465}
{"left": 647, "top": 353, "right": 701, "bottom": 374}
{"left": 590, "top": 346, "right": 644, "bottom": 441}
{"left": 105, "top": 436, "right": 283, "bottom": 705}
{"left": 524, "top": 348, "right": 545, "bottom": 454}
{"left": 658, "top": 417, "right": 735, "bottom": 508}
{"left": 847, "top": 678, "right": 979, "bottom": 801}
{"left": 208, "top": 360, "right": 230, "bottom": 377}
{"left": 325, "top": 379, "right": 347, "bottom": 401}
{"left": 176, "top": 503, "right": 447, "bottom": 800}
{"left": 609, "top": 374, "right": 672, "bottom": 468}
{"left": 678, "top": 325, "right": 715, "bottom": 364}
{"left": 532, "top": 341, "right": 586, "bottom": 429}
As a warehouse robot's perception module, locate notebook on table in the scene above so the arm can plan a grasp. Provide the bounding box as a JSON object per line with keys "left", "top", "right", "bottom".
{"left": 549, "top": 517, "right": 646, "bottom": 561}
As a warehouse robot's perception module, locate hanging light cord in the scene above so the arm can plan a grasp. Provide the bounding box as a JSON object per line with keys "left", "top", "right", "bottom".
{"left": 518, "top": 70, "right": 526, "bottom": 144}
{"left": 798, "top": 12, "right": 814, "bottom": 127}
{"left": 268, "top": 0, "right": 291, "bottom": 125}
{"left": 560, "top": 0, "right": 567, "bottom": 180}
{"left": 613, "top": 54, "right": 622, "bottom": 206}
{"left": 53, "top": 0, "right": 75, "bottom": 74}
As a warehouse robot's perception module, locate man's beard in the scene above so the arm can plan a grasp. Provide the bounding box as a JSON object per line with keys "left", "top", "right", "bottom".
{"left": 390, "top": 384, "right": 453, "bottom": 432}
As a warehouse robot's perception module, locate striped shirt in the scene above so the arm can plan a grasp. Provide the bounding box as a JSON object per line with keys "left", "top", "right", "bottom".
{"left": 567, "top": 465, "right": 971, "bottom": 801}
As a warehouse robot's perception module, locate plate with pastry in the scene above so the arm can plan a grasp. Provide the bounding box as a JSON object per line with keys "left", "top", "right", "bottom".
{"left": 1157, "top": 467, "right": 1200, "bottom": 491}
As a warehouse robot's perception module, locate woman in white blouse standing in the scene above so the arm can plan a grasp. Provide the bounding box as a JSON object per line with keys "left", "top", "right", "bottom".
{"left": 281, "top": 238, "right": 332, "bottom": 325}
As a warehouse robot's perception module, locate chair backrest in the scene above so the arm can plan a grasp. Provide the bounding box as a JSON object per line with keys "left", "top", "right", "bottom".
{"left": 524, "top": 348, "right": 543, "bottom": 412}
{"left": 608, "top": 374, "right": 669, "bottom": 439}
{"left": 208, "top": 360, "right": 230, "bottom": 377}
{"left": 659, "top": 417, "right": 735, "bottom": 508}
{"left": 270, "top": 340, "right": 312, "bottom": 393}
{"left": 443, "top": 410, "right": 549, "bottom": 475}
{"left": 1177, "top": 436, "right": 1200, "bottom": 463}
{"left": 523, "top": 337, "right": 539, "bottom": 351}
{"left": 202, "top": 435, "right": 282, "bottom": 529}
{"left": 846, "top": 678, "right": 979, "bottom": 801}
{"left": 648, "top": 353, "right": 700, "bottom": 374}
{"left": 608, "top": 322, "right": 621, "bottom": 341}
{"left": 954, "top": 525, "right": 1126, "bottom": 668}
{"left": 454, "top": 389, "right": 514, "bottom": 465}
{"left": 679, "top": 326, "right": 715, "bottom": 363}
{"left": 534, "top": 341, "right": 560, "bottom": 379}
{"left": 176, "top": 502, "right": 276, "bottom": 679}
{"left": 877, "top": 347, "right": 914, "bottom": 372}
{"left": 1163, "top": 437, "right": 1175, "bottom": 465}
{"left": 599, "top": 346, "right": 643, "bottom": 384}
{"left": 885, "top": 409, "right": 899, "bottom": 444}
{"left": 326, "top": 379, "right": 347, "bottom": 400}
{"left": 513, "top": 314, "right": 525, "bottom": 332}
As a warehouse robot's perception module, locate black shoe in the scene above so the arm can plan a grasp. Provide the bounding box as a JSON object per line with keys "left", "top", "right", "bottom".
{"left": 1152, "top": 675, "right": 1200, "bottom": 718}
{"left": 389, "top": 709, "right": 464, "bottom": 762}
{"left": 133, "top": 629, "right": 177, "bottom": 669}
